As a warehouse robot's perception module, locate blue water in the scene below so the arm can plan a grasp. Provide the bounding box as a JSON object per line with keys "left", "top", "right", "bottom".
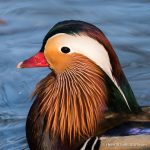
{"left": 0, "top": 0, "right": 150, "bottom": 149}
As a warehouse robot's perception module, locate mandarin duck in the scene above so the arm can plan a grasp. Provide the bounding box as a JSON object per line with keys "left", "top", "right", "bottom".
{"left": 17, "top": 20, "right": 150, "bottom": 150}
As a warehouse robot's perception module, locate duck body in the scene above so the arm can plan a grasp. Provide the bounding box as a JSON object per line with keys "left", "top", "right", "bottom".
{"left": 17, "top": 20, "right": 145, "bottom": 150}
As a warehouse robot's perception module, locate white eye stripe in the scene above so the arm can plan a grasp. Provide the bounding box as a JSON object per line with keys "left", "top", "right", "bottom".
{"left": 48, "top": 33, "right": 131, "bottom": 110}
{"left": 50, "top": 33, "right": 112, "bottom": 79}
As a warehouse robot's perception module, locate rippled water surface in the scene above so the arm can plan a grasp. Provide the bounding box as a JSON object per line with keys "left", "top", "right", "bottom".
{"left": 0, "top": 0, "right": 150, "bottom": 149}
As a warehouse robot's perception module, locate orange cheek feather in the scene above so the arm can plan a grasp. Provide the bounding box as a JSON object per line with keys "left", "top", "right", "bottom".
{"left": 44, "top": 40, "right": 72, "bottom": 74}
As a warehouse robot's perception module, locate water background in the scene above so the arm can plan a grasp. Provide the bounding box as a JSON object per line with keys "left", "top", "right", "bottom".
{"left": 0, "top": 0, "right": 150, "bottom": 149}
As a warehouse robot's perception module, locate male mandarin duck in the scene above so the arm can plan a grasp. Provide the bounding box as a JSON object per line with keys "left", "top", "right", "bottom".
{"left": 17, "top": 20, "right": 150, "bottom": 150}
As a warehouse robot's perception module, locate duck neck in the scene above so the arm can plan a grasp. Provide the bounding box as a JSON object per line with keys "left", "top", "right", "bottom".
{"left": 32, "top": 55, "right": 108, "bottom": 144}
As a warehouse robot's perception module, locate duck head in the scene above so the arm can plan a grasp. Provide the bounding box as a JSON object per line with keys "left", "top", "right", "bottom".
{"left": 17, "top": 20, "right": 140, "bottom": 112}
{"left": 17, "top": 21, "right": 141, "bottom": 148}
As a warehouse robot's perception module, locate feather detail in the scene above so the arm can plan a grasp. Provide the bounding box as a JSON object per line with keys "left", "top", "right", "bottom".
{"left": 32, "top": 54, "right": 108, "bottom": 143}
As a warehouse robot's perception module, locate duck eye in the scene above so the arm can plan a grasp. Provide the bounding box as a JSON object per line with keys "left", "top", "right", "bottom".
{"left": 61, "top": 47, "right": 70, "bottom": 53}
